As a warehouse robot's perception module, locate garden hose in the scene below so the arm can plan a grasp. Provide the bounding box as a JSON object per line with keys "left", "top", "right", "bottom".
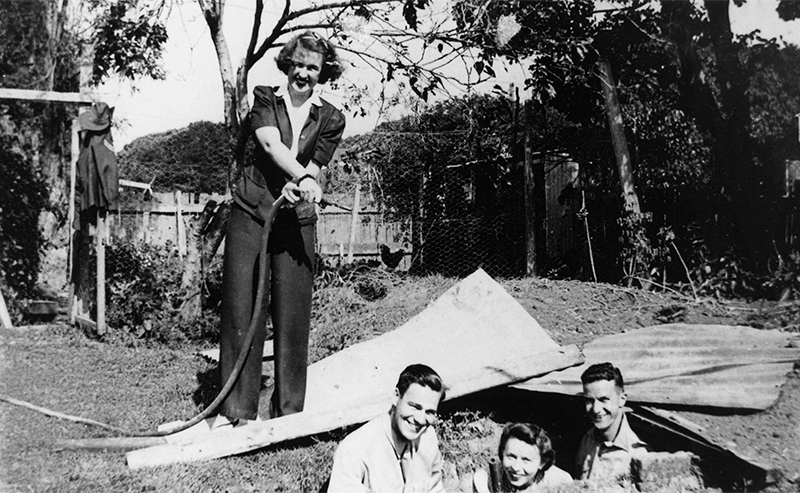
{"left": 123, "top": 194, "right": 289, "bottom": 437}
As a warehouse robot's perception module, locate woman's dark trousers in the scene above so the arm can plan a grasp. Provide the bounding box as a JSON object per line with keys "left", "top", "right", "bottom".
{"left": 219, "top": 205, "right": 314, "bottom": 420}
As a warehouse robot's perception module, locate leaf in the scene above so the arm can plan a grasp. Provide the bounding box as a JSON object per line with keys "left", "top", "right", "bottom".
{"left": 403, "top": 0, "right": 419, "bottom": 30}
{"left": 474, "top": 60, "right": 484, "bottom": 75}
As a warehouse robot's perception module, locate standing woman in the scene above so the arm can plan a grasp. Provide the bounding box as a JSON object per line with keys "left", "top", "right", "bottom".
{"left": 219, "top": 31, "right": 345, "bottom": 423}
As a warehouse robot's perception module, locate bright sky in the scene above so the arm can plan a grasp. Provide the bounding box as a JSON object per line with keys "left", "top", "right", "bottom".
{"left": 99, "top": 0, "right": 800, "bottom": 150}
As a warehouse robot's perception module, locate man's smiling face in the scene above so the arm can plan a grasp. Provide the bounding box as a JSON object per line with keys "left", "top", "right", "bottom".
{"left": 391, "top": 383, "right": 441, "bottom": 442}
{"left": 583, "top": 378, "right": 626, "bottom": 437}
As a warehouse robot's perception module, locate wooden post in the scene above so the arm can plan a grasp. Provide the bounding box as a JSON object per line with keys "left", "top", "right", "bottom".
{"left": 143, "top": 211, "right": 150, "bottom": 243}
{"left": 0, "top": 288, "right": 12, "bottom": 328}
{"left": 347, "top": 183, "right": 361, "bottom": 264}
{"left": 176, "top": 191, "right": 186, "bottom": 258}
{"left": 523, "top": 102, "right": 537, "bottom": 277}
{"left": 96, "top": 209, "right": 106, "bottom": 336}
{"left": 70, "top": 43, "right": 95, "bottom": 327}
{"left": 68, "top": 118, "right": 79, "bottom": 323}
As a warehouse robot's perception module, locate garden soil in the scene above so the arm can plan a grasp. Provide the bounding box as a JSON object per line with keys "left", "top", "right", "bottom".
{"left": 1, "top": 274, "right": 799, "bottom": 492}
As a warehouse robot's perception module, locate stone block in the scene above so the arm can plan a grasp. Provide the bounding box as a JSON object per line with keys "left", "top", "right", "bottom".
{"left": 632, "top": 451, "right": 702, "bottom": 492}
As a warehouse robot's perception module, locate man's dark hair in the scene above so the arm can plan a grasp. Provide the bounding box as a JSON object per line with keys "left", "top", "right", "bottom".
{"left": 275, "top": 31, "right": 344, "bottom": 84}
{"left": 396, "top": 364, "right": 446, "bottom": 401}
{"left": 498, "top": 422, "right": 556, "bottom": 484}
{"left": 580, "top": 362, "right": 624, "bottom": 390}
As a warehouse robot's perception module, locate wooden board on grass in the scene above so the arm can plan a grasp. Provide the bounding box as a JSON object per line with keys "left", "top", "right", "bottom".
{"left": 198, "top": 340, "right": 274, "bottom": 363}
{"left": 514, "top": 323, "right": 800, "bottom": 411}
{"left": 126, "top": 268, "right": 583, "bottom": 469}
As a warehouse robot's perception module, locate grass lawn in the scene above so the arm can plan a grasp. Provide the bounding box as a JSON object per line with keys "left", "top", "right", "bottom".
{"left": 2, "top": 273, "right": 799, "bottom": 492}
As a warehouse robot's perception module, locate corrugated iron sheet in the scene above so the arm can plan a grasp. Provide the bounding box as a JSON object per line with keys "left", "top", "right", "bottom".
{"left": 515, "top": 323, "right": 800, "bottom": 411}
{"left": 126, "top": 269, "right": 584, "bottom": 468}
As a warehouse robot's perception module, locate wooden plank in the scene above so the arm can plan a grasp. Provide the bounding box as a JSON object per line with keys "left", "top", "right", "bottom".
{"left": 198, "top": 340, "right": 274, "bottom": 362}
{"left": 0, "top": 87, "right": 94, "bottom": 104}
{"left": 514, "top": 323, "right": 800, "bottom": 411}
{"left": 126, "top": 347, "right": 581, "bottom": 469}
{"left": 55, "top": 436, "right": 166, "bottom": 451}
{"left": 96, "top": 211, "right": 106, "bottom": 335}
{"left": 114, "top": 203, "right": 225, "bottom": 215}
{"left": 74, "top": 315, "right": 96, "bottom": 331}
{"left": 318, "top": 243, "right": 407, "bottom": 256}
{"left": 126, "top": 268, "right": 583, "bottom": 468}
{"left": 347, "top": 183, "right": 361, "bottom": 263}
{"left": 68, "top": 118, "right": 79, "bottom": 323}
{"left": 175, "top": 191, "right": 186, "bottom": 258}
{"left": 0, "top": 289, "right": 12, "bottom": 328}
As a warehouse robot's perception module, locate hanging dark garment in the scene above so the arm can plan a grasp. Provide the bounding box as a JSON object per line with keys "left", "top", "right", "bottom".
{"left": 74, "top": 103, "right": 119, "bottom": 225}
{"left": 76, "top": 130, "right": 119, "bottom": 212}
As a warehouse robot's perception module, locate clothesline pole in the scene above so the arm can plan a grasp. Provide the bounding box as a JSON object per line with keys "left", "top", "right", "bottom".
{"left": 347, "top": 182, "right": 361, "bottom": 264}
{"left": 68, "top": 117, "right": 78, "bottom": 324}
{"left": 96, "top": 209, "right": 106, "bottom": 336}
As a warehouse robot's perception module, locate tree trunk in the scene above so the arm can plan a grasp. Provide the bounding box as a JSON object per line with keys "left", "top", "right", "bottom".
{"left": 176, "top": 0, "right": 247, "bottom": 323}
{"left": 597, "top": 60, "right": 641, "bottom": 216}
{"left": 197, "top": 1, "right": 242, "bottom": 193}
{"left": 597, "top": 60, "right": 652, "bottom": 286}
{"left": 522, "top": 102, "right": 546, "bottom": 277}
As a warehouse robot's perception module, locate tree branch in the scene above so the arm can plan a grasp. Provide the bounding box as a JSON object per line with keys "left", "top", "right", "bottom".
{"left": 245, "top": 0, "right": 264, "bottom": 67}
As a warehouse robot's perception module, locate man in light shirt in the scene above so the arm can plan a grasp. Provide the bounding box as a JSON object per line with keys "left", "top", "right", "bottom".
{"left": 327, "top": 364, "right": 447, "bottom": 493}
{"left": 575, "top": 362, "right": 647, "bottom": 483}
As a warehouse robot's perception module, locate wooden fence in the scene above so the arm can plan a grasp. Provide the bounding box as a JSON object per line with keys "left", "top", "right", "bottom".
{"left": 110, "top": 191, "right": 412, "bottom": 269}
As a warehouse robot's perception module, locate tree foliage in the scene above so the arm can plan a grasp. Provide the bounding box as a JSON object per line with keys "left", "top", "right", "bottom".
{"left": 90, "top": 0, "right": 169, "bottom": 83}
{"left": 0, "top": 134, "right": 48, "bottom": 316}
{"left": 444, "top": 0, "right": 800, "bottom": 284}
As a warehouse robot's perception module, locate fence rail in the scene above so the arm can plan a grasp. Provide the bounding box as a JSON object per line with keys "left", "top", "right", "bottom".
{"left": 110, "top": 190, "right": 411, "bottom": 268}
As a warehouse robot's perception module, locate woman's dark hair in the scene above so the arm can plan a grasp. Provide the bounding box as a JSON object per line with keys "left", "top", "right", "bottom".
{"left": 498, "top": 422, "right": 556, "bottom": 484}
{"left": 275, "top": 31, "right": 344, "bottom": 84}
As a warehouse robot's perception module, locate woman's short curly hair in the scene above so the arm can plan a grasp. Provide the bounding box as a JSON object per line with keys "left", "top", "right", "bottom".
{"left": 498, "top": 422, "right": 556, "bottom": 484}
{"left": 275, "top": 31, "right": 344, "bottom": 84}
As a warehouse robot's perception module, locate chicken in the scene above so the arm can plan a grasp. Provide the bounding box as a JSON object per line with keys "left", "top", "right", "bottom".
{"left": 379, "top": 244, "right": 406, "bottom": 270}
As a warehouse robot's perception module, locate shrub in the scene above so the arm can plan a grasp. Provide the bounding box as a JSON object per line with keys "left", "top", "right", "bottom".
{"left": 692, "top": 251, "right": 761, "bottom": 300}
{"left": 0, "top": 134, "right": 48, "bottom": 322}
{"left": 104, "top": 240, "right": 220, "bottom": 344}
{"left": 764, "top": 250, "right": 800, "bottom": 301}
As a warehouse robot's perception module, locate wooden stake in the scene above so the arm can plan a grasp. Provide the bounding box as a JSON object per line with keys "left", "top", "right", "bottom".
{"left": 347, "top": 182, "right": 361, "bottom": 264}
{"left": 96, "top": 209, "right": 106, "bottom": 336}
{"left": 0, "top": 288, "right": 12, "bottom": 328}
{"left": 176, "top": 191, "right": 186, "bottom": 258}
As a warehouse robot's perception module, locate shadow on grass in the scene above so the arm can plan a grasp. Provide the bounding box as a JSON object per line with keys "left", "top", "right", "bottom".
{"left": 192, "top": 365, "right": 272, "bottom": 409}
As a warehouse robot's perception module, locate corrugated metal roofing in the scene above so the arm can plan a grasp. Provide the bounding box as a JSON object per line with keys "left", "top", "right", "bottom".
{"left": 126, "top": 268, "right": 584, "bottom": 468}
{"left": 514, "top": 323, "right": 800, "bottom": 411}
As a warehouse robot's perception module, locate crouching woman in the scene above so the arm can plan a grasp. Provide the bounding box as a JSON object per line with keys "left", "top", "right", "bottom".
{"left": 473, "top": 423, "right": 573, "bottom": 492}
